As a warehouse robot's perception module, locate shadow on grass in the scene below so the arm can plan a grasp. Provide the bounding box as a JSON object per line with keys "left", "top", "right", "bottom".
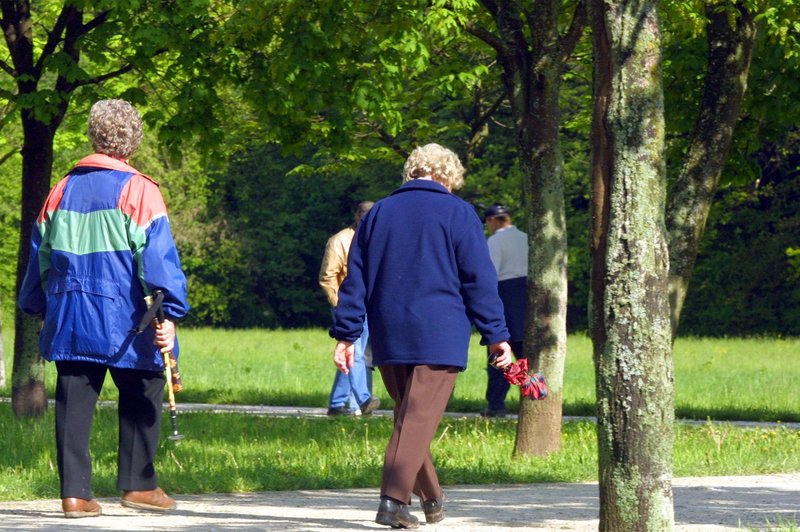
{"left": 675, "top": 406, "right": 800, "bottom": 424}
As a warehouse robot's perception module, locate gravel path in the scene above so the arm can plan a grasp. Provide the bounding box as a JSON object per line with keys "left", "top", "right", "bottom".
{"left": 0, "top": 474, "right": 797, "bottom": 531}
{"left": 1, "top": 402, "right": 797, "bottom": 530}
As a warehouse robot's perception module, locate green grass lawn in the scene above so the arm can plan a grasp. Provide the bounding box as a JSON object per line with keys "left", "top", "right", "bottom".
{"left": 3, "top": 329, "right": 799, "bottom": 421}
{"left": 1, "top": 404, "right": 797, "bottom": 501}
{"left": 0, "top": 330, "right": 798, "bottom": 501}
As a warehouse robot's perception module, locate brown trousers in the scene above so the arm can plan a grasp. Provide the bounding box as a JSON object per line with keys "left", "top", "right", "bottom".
{"left": 378, "top": 364, "right": 459, "bottom": 504}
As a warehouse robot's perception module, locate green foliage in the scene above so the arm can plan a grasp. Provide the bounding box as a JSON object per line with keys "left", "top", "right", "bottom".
{"left": 679, "top": 159, "right": 800, "bottom": 336}
{"left": 178, "top": 144, "right": 401, "bottom": 327}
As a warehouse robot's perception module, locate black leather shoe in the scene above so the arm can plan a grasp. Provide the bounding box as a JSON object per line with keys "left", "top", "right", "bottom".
{"left": 359, "top": 395, "right": 381, "bottom": 415}
{"left": 480, "top": 408, "right": 508, "bottom": 418}
{"left": 421, "top": 493, "right": 445, "bottom": 523}
{"left": 376, "top": 496, "right": 419, "bottom": 529}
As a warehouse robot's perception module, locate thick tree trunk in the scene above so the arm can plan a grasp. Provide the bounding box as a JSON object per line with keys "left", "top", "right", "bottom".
{"left": 589, "top": 0, "right": 674, "bottom": 530}
{"left": 12, "top": 116, "right": 55, "bottom": 417}
{"left": 666, "top": 3, "right": 756, "bottom": 337}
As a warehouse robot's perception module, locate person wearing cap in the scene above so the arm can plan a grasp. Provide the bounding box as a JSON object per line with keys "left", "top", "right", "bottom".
{"left": 482, "top": 204, "right": 529, "bottom": 417}
{"left": 319, "top": 201, "right": 381, "bottom": 416}
{"left": 331, "top": 143, "right": 513, "bottom": 528}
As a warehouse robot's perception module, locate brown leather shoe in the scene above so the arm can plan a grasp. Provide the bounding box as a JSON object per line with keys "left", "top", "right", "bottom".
{"left": 120, "top": 487, "right": 176, "bottom": 512}
{"left": 62, "top": 497, "right": 102, "bottom": 518}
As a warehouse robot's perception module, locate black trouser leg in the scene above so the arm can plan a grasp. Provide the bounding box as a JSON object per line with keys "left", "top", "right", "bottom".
{"left": 110, "top": 366, "right": 165, "bottom": 492}
{"left": 55, "top": 361, "right": 107, "bottom": 499}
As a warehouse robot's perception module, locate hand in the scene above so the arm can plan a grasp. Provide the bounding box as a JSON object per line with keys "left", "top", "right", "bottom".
{"left": 333, "top": 341, "right": 355, "bottom": 374}
{"left": 154, "top": 319, "right": 176, "bottom": 354}
{"left": 488, "top": 341, "right": 513, "bottom": 369}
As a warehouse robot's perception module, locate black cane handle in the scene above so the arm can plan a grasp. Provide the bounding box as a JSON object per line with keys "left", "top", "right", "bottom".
{"left": 132, "top": 290, "right": 165, "bottom": 333}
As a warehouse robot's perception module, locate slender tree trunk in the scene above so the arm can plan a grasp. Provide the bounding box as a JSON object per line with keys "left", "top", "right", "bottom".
{"left": 12, "top": 116, "right": 54, "bottom": 417}
{"left": 514, "top": 57, "right": 568, "bottom": 458}
{"left": 666, "top": 2, "right": 756, "bottom": 337}
{"left": 473, "top": 0, "right": 584, "bottom": 458}
{"left": 589, "top": 0, "right": 674, "bottom": 529}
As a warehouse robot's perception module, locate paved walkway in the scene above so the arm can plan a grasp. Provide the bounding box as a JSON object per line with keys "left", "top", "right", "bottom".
{"left": 1, "top": 402, "right": 797, "bottom": 530}
{"left": 0, "top": 474, "right": 797, "bottom": 531}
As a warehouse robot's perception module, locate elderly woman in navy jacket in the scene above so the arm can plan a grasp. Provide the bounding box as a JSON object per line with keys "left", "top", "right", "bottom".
{"left": 331, "top": 143, "right": 513, "bottom": 529}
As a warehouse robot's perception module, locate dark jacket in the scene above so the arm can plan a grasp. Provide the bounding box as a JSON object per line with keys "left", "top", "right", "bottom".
{"left": 331, "top": 179, "right": 508, "bottom": 369}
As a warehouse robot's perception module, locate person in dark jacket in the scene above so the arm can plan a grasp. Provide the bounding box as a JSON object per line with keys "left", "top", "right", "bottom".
{"left": 482, "top": 204, "right": 528, "bottom": 417}
{"left": 331, "top": 143, "right": 513, "bottom": 529}
{"left": 18, "top": 99, "right": 189, "bottom": 519}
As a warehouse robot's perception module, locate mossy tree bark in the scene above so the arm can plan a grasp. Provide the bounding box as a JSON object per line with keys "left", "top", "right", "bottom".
{"left": 666, "top": 2, "right": 756, "bottom": 337}
{"left": 465, "top": 0, "right": 586, "bottom": 457}
{"left": 589, "top": 0, "right": 674, "bottom": 529}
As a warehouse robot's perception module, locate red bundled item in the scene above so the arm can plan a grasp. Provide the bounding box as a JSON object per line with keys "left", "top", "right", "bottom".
{"left": 489, "top": 354, "right": 548, "bottom": 400}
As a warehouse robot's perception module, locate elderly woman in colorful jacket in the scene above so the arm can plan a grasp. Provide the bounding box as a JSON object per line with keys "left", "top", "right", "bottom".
{"left": 331, "top": 143, "right": 512, "bottom": 528}
{"left": 19, "top": 99, "right": 189, "bottom": 519}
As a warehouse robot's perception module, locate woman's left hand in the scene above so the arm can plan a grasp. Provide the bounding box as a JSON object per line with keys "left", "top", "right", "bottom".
{"left": 488, "top": 341, "right": 513, "bottom": 369}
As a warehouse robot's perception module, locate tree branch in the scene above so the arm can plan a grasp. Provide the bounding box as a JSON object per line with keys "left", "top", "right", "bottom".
{"left": 463, "top": 21, "right": 506, "bottom": 58}
{"left": 558, "top": 0, "right": 587, "bottom": 68}
{"left": 0, "top": 58, "right": 13, "bottom": 76}
{"left": 0, "top": 145, "right": 19, "bottom": 166}
{"left": 80, "top": 9, "right": 110, "bottom": 34}
{"left": 74, "top": 62, "right": 134, "bottom": 87}
{"left": 33, "top": 6, "right": 71, "bottom": 76}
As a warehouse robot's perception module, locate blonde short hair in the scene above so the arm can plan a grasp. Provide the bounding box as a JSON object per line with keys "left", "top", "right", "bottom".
{"left": 88, "top": 99, "right": 143, "bottom": 159}
{"left": 402, "top": 143, "right": 465, "bottom": 191}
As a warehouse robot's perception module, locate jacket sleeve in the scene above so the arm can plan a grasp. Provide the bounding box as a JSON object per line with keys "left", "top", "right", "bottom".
{"left": 124, "top": 175, "right": 189, "bottom": 320}
{"left": 454, "top": 210, "right": 509, "bottom": 345}
{"left": 329, "top": 226, "right": 367, "bottom": 342}
{"left": 318, "top": 235, "right": 344, "bottom": 308}
{"left": 18, "top": 180, "right": 65, "bottom": 315}
{"left": 18, "top": 224, "right": 48, "bottom": 316}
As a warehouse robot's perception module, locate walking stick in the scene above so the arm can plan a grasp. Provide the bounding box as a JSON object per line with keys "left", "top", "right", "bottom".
{"left": 153, "top": 296, "right": 184, "bottom": 441}
{"left": 136, "top": 290, "right": 184, "bottom": 441}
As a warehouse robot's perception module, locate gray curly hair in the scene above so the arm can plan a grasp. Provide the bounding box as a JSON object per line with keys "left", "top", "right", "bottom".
{"left": 402, "top": 143, "right": 465, "bottom": 191}
{"left": 88, "top": 99, "right": 143, "bottom": 160}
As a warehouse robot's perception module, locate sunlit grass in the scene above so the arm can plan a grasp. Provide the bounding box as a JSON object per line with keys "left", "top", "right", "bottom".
{"left": 1, "top": 404, "right": 798, "bottom": 502}
{"left": 2, "top": 330, "right": 799, "bottom": 422}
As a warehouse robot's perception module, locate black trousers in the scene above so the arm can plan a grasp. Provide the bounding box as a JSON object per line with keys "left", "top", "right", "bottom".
{"left": 55, "top": 360, "right": 165, "bottom": 499}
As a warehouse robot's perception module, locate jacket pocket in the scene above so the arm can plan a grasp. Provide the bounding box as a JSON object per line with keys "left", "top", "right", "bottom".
{"left": 43, "top": 277, "right": 121, "bottom": 356}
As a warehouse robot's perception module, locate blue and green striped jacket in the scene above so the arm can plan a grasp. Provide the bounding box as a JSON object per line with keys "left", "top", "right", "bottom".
{"left": 18, "top": 154, "right": 189, "bottom": 371}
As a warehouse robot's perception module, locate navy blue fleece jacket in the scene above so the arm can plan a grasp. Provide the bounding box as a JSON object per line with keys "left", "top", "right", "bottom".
{"left": 331, "top": 179, "right": 509, "bottom": 369}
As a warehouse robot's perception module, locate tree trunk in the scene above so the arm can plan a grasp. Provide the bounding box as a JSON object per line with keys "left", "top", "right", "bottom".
{"left": 589, "top": 0, "right": 674, "bottom": 529}
{"left": 666, "top": 3, "right": 756, "bottom": 337}
{"left": 476, "top": 0, "right": 582, "bottom": 458}
{"left": 514, "top": 82, "right": 568, "bottom": 457}
{"left": 12, "top": 116, "right": 55, "bottom": 418}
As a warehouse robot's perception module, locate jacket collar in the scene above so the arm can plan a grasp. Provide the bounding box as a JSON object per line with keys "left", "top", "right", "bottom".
{"left": 73, "top": 154, "right": 158, "bottom": 185}
{"left": 391, "top": 179, "right": 451, "bottom": 196}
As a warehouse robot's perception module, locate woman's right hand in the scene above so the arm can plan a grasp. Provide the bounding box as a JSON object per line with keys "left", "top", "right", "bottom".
{"left": 333, "top": 341, "right": 355, "bottom": 374}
